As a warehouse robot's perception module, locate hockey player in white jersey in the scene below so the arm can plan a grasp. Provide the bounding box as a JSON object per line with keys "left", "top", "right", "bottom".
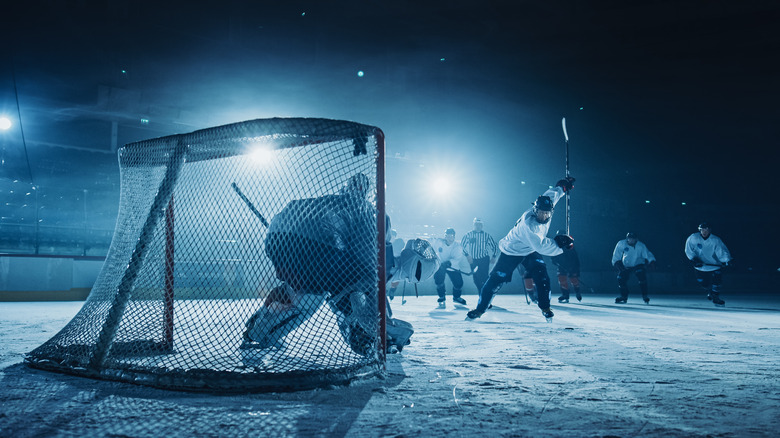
{"left": 466, "top": 177, "right": 575, "bottom": 322}
{"left": 431, "top": 227, "right": 469, "bottom": 306}
{"left": 612, "top": 232, "right": 656, "bottom": 304}
{"left": 685, "top": 222, "right": 732, "bottom": 307}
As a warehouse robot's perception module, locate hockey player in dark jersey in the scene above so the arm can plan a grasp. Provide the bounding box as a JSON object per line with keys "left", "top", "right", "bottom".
{"left": 243, "top": 173, "right": 438, "bottom": 355}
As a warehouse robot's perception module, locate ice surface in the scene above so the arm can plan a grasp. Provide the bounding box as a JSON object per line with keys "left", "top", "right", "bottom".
{"left": 2, "top": 293, "right": 779, "bottom": 437}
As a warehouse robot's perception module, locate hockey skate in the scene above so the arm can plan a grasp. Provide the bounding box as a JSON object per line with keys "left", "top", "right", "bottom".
{"left": 575, "top": 291, "right": 582, "bottom": 302}
{"left": 466, "top": 309, "right": 483, "bottom": 320}
{"left": 711, "top": 293, "right": 725, "bottom": 307}
{"left": 558, "top": 296, "right": 569, "bottom": 303}
{"left": 453, "top": 296, "right": 467, "bottom": 306}
{"left": 437, "top": 296, "right": 446, "bottom": 308}
{"left": 643, "top": 295, "right": 650, "bottom": 305}
{"left": 541, "top": 307, "right": 554, "bottom": 322}
{"left": 615, "top": 297, "right": 627, "bottom": 304}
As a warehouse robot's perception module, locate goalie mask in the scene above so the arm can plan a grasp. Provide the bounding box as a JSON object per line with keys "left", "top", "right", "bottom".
{"left": 392, "top": 238, "right": 440, "bottom": 283}
{"left": 340, "top": 173, "right": 370, "bottom": 199}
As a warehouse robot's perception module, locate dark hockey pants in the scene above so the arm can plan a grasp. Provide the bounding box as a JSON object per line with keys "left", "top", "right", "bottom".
{"left": 695, "top": 269, "right": 723, "bottom": 294}
{"left": 434, "top": 265, "right": 464, "bottom": 298}
{"left": 470, "top": 256, "right": 491, "bottom": 292}
{"left": 475, "top": 252, "right": 550, "bottom": 313}
{"left": 617, "top": 265, "right": 648, "bottom": 300}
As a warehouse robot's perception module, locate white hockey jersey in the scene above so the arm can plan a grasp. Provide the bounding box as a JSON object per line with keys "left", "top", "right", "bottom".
{"left": 685, "top": 233, "right": 732, "bottom": 272}
{"left": 430, "top": 238, "right": 467, "bottom": 267}
{"left": 498, "top": 187, "right": 565, "bottom": 257}
{"left": 611, "top": 239, "right": 656, "bottom": 268}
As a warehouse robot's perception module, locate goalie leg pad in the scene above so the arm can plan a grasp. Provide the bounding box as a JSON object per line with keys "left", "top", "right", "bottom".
{"left": 244, "top": 286, "right": 324, "bottom": 349}
{"left": 327, "top": 282, "right": 377, "bottom": 356}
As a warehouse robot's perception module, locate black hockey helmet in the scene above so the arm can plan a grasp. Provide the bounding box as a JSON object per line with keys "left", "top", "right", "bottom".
{"left": 445, "top": 227, "right": 456, "bottom": 236}
{"left": 341, "top": 173, "right": 369, "bottom": 198}
{"left": 626, "top": 232, "right": 637, "bottom": 239}
{"left": 533, "top": 195, "right": 553, "bottom": 212}
{"left": 698, "top": 222, "right": 710, "bottom": 231}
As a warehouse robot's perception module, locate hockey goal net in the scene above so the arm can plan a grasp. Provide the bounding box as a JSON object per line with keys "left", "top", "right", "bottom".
{"left": 26, "top": 118, "right": 387, "bottom": 392}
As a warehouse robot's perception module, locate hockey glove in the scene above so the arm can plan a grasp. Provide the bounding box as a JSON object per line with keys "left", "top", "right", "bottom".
{"left": 441, "top": 261, "right": 452, "bottom": 270}
{"left": 555, "top": 176, "right": 575, "bottom": 193}
{"left": 553, "top": 234, "right": 574, "bottom": 249}
{"left": 614, "top": 260, "right": 626, "bottom": 272}
{"left": 691, "top": 257, "right": 704, "bottom": 268}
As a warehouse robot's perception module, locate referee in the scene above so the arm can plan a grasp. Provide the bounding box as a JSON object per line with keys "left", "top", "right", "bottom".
{"left": 460, "top": 217, "right": 498, "bottom": 292}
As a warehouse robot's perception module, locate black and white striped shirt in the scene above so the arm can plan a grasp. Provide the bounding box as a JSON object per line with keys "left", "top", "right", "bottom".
{"left": 460, "top": 230, "right": 498, "bottom": 260}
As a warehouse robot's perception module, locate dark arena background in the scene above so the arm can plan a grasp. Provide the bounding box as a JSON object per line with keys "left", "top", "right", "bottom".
{"left": 1, "top": 1, "right": 778, "bottom": 437}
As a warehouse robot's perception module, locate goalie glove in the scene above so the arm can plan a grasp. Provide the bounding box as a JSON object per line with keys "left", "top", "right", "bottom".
{"left": 553, "top": 234, "right": 574, "bottom": 249}
{"left": 555, "top": 176, "right": 575, "bottom": 193}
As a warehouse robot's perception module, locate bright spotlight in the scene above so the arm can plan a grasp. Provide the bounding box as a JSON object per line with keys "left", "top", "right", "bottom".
{"left": 248, "top": 145, "right": 274, "bottom": 165}
{"left": 0, "top": 116, "right": 11, "bottom": 130}
{"left": 433, "top": 177, "right": 450, "bottom": 196}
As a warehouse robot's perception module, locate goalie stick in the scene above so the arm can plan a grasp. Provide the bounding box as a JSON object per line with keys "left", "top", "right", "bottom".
{"left": 231, "top": 182, "right": 269, "bottom": 227}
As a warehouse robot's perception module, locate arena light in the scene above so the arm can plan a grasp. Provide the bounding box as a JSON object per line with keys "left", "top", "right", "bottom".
{"left": 433, "top": 177, "right": 450, "bottom": 196}
{"left": 248, "top": 144, "right": 275, "bottom": 165}
{"left": 0, "top": 116, "right": 12, "bottom": 130}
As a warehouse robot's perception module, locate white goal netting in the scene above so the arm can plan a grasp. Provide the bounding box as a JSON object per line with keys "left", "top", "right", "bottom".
{"left": 26, "top": 118, "right": 387, "bottom": 392}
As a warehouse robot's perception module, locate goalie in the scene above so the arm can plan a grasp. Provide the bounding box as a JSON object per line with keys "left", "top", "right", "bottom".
{"left": 241, "top": 174, "right": 438, "bottom": 355}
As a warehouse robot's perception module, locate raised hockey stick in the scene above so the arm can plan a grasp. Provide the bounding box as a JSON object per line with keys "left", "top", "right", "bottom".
{"left": 231, "top": 182, "right": 270, "bottom": 227}
{"left": 562, "top": 117, "right": 571, "bottom": 235}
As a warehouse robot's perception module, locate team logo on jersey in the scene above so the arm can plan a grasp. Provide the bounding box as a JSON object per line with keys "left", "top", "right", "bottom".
{"left": 697, "top": 243, "right": 702, "bottom": 249}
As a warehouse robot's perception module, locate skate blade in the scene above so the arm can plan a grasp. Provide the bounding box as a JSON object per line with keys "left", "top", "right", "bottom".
{"left": 545, "top": 317, "right": 553, "bottom": 323}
